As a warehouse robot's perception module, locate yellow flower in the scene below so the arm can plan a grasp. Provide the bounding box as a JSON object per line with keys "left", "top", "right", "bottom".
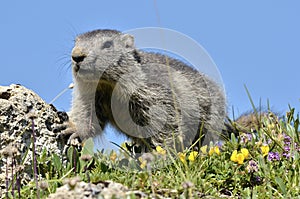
{"left": 260, "top": 145, "right": 269, "bottom": 157}
{"left": 200, "top": 145, "right": 208, "bottom": 154}
{"left": 236, "top": 153, "right": 245, "bottom": 164}
{"left": 138, "top": 157, "right": 146, "bottom": 169}
{"left": 209, "top": 146, "right": 221, "bottom": 156}
{"left": 188, "top": 151, "right": 198, "bottom": 162}
{"left": 156, "top": 146, "right": 166, "bottom": 155}
{"left": 230, "top": 150, "right": 238, "bottom": 162}
{"left": 110, "top": 151, "right": 117, "bottom": 162}
{"left": 178, "top": 152, "right": 186, "bottom": 163}
{"left": 231, "top": 149, "right": 248, "bottom": 164}
{"left": 214, "top": 146, "right": 221, "bottom": 155}
{"left": 241, "top": 148, "right": 249, "bottom": 159}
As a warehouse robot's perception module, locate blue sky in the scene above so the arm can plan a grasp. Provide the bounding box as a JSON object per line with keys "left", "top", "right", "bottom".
{"left": 1, "top": 1, "right": 299, "bottom": 147}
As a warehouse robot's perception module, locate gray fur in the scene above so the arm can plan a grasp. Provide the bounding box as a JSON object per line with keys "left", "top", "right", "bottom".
{"left": 69, "top": 29, "right": 226, "bottom": 151}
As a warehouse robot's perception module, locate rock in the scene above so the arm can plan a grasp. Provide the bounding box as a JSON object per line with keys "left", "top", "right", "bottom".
{"left": 47, "top": 178, "right": 148, "bottom": 199}
{"left": 0, "top": 84, "right": 69, "bottom": 192}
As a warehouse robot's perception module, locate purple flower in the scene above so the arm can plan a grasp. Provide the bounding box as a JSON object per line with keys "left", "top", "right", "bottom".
{"left": 285, "top": 141, "right": 291, "bottom": 146}
{"left": 283, "top": 134, "right": 291, "bottom": 144}
{"left": 294, "top": 143, "right": 300, "bottom": 152}
{"left": 282, "top": 140, "right": 291, "bottom": 159}
{"left": 241, "top": 133, "right": 253, "bottom": 143}
{"left": 284, "top": 146, "right": 290, "bottom": 152}
{"left": 216, "top": 141, "right": 224, "bottom": 148}
{"left": 251, "top": 175, "right": 262, "bottom": 186}
{"left": 246, "top": 160, "right": 258, "bottom": 173}
{"left": 283, "top": 152, "right": 291, "bottom": 159}
{"left": 267, "top": 152, "right": 280, "bottom": 161}
{"left": 246, "top": 133, "right": 253, "bottom": 141}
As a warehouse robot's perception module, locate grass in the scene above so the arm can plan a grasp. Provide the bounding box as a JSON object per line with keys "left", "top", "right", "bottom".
{"left": 1, "top": 106, "right": 300, "bottom": 198}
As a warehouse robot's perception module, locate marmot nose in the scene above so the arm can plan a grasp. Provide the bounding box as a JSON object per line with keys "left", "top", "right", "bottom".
{"left": 71, "top": 47, "right": 86, "bottom": 63}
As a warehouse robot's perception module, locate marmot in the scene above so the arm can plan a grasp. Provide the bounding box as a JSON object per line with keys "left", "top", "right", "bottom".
{"left": 68, "top": 29, "right": 226, "bottom": 152}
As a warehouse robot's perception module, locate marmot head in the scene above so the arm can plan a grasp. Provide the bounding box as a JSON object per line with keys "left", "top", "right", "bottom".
{"left": 71, "top": 29, "right": 135, "bottom": 82}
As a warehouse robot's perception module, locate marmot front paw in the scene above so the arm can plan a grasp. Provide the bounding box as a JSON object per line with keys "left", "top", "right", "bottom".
{"left": 54, "top": 119, "right": 82, "bottom": 147}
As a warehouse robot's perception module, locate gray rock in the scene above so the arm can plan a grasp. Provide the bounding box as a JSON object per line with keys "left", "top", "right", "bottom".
{"left": 0, "top": 84, "right": 68, "bottom": 192}
{"left": 47, "top": 178, "right": 149, "bottom": 199}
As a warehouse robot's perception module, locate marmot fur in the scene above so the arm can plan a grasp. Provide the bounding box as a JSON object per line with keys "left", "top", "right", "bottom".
{"left": 69, "top": 29, "right": 226, "bottom": 151}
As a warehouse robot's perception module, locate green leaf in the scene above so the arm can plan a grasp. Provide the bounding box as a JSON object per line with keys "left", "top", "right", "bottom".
{"left": 66, "top": 146, "right": 80, "bottom": 172}
{"left": 100, "top": 162, "right": 108, "bottom": 172}
{"left": 52, "top": 153, "right": 62, "bottom": 171}
{"left": 275, "top": 177, "right": 287, "bottom": 195}
{"left": 39, "top": 148, "right": 48, "bottom": 163}
{"left": 82, "top": 138, "right": 94, "bottom": 156}
{"left": 67, "top": 146, "right": 74, "bottom": 161}
{"left": 244, "top": 85, "right": 258, "bottom": 119}
{"left": 230, "top": 133, "right": 237, "bottom": 146}
{"left": 77, "top": 138, "right": 95, "bottom": 173}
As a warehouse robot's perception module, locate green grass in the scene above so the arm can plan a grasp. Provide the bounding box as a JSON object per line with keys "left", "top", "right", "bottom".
{"left": 1, "top": 107, "right": 300, "bottom": 198}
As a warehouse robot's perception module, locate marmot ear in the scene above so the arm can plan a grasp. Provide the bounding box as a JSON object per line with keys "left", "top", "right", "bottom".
{"left": 121, "top": 34, "right": 134, "bottom": 48}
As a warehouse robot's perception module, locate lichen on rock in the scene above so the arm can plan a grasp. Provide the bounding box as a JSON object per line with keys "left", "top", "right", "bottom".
{"left": 47, "top": 178, "right": 148, "bottom": 199}
{"left": 0, "top": 84, "right": 69, "bottom": 191}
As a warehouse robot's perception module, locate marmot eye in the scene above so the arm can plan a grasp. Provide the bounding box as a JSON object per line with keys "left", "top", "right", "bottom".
{"left": 102, "top": 41, "right": 113, "bottom": 49}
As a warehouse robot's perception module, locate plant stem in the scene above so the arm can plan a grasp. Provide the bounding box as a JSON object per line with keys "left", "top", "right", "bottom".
{"left": 5, "top": 158, "right": 8, "bottom": 199}
{"left": 11, "top": 155, "right": 14, "bottom": 198}
{"left": 31, "top": 118, "right": 40, "bottom": 199}
{"left": 73, "top": 147, "right": 77, "bottom": 174}
{"left": 17, "top": 170, "right": 20, "bottom": 199}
